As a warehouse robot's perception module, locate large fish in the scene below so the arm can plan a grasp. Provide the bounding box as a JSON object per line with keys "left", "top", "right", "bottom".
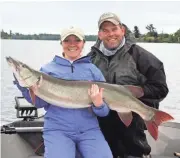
{"left": 6, "top": 56, "right": 174, "bottom": 140}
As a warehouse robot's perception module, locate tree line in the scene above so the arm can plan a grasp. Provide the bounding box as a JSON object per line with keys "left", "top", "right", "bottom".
{"left": 134, "top": 24, "right": 180, "bottom": 43}
{"left": 0, "top": 30, "right": 97, "bottom": 41}
{"left": 1, "top": 24, "right": 180, "bottom": 43}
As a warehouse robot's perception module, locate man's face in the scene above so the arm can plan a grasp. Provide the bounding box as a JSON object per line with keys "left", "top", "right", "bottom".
{"left": 98, "top": 21, "right": 125, "bottom": 49}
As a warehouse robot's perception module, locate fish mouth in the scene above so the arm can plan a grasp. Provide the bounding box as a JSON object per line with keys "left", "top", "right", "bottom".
{"left": 6, "top": 56, "right": 12, "bottom": 64}
{"left": 6, "top": 56, "right": 15, "bottom": 67}
{"left": 6, "top": 56, "right": 15, "bottom": 64}
{"left": 6, "top": 56, "right": 21, "bottom": 69}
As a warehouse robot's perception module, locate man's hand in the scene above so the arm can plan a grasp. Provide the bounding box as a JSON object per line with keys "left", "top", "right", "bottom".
{"left": 88, "top": 84, "right": 104, "bottom": 107}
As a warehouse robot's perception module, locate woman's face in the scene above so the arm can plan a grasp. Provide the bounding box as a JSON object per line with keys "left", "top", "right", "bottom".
{"left": 61, "top": 35, "right": 85, "bottom": 61}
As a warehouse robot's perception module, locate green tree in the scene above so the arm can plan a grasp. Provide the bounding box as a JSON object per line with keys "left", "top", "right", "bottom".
{"left": 174, "top": 28, "right": 180, "bottom": 36}
{"left": 1, "top": 30, "right": 9, "bottom": 39}
{"left": 146, "top": 24, "right": 156, "bottom": 33}
{"left": 174, "top": 28, "right": 180, "bottom": 43}
{"left": 9, "top": 30, "right": 13, "bottom": 38}
{"left": 133, "top": 26, "right": 140, "bottom": 38}
{"left": 146, "top": 24, "right": 158, "bottom": 39}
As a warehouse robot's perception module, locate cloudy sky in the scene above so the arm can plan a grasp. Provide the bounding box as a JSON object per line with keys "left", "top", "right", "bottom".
{"left": 0, "top": 1, "right": 180, "bottom": 35}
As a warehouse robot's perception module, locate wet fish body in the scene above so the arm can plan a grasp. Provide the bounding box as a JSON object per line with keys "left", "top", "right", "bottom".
{"left": 6, "top": 56, "right": 174, "bottom": 140}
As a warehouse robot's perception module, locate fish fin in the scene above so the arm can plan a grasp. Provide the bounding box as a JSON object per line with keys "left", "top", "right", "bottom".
{"left": 117, "top": 111, "right": 133, "bottom": 127}
{"left": 145, "top": 109, "right": 174, "bottom": 140}
{"left": 37, "top": 75, "right": 43, "bottom": 88}
{"left": 29, "top": 88, "right": 36, "bottom": 105}
{"left": 28, "top": 75, "right": 43, "bottom": 104}
{"left": 123, "top": 85, "right": 144, "bottom": 98}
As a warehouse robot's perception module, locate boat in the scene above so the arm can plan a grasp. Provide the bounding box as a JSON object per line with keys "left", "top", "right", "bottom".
{"left": 1, "top": 96, "right": 180, "bottom": 158}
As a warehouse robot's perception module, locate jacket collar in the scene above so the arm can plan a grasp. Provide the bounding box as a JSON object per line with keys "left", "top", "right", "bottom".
{"left": 53, "top": 55, "right": 91, "bottom": 65}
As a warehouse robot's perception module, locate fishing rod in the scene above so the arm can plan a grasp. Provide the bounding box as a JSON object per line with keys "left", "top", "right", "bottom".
{"left": 1, "top": 125, "right": 43, "bottom": 134}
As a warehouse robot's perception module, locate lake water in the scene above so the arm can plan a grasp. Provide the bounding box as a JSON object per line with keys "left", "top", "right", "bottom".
{"left": 1, "top": 40, "right": 180, "bottom": 125}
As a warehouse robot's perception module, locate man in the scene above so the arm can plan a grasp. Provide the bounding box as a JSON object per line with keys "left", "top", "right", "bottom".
{"left": 88, "top": 12, "right": 169, "bottom": 158}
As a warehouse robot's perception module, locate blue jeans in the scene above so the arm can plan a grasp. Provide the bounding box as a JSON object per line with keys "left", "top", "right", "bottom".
{"left": 43, "top": 129, "right": 113, "bottom": 158}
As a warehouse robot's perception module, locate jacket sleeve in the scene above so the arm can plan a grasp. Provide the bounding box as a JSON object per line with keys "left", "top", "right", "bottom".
{"left": 91, "top": 101, "right": 110, "bottom": 117}
{"left": 133, "top": 45, "right": 169, "bottom": 101}
{"left": 13, "top": 70, "right": 49, "bottom": 109}
{"left": 90, "top": 65, "right": 110, "bottom": 117}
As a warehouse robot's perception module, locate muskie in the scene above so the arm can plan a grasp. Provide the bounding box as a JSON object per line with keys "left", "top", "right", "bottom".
{"left": 6, "top": 56, "right": 174, "bottom": 140}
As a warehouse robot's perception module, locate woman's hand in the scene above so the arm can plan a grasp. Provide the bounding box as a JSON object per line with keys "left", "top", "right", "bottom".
{"left": 88, "top": 84, "right": 104, "bottom": 107}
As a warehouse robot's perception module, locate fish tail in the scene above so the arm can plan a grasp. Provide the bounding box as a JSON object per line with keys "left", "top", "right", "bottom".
{"left": 145, "top": 109, "right": 174, "bottom": 140}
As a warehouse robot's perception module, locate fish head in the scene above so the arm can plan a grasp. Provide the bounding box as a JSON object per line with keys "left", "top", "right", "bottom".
{"left": 6, "top": 56, "right": 41, "bottom": 87}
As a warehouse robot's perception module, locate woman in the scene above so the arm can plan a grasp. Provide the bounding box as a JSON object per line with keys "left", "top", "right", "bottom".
{"left": 14, "top": 26, "right": 113, "bottom": 158}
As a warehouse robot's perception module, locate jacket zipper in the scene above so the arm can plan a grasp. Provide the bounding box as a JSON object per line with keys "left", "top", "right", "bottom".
{"left": 71, "top": 64, "right": 74, "bottom": 73}
{"left": 70, "top": 56, "right": 89, "bottom": 73}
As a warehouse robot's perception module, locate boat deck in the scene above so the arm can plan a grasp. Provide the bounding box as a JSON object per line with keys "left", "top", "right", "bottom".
{"left": 1, "top": 120, "right": 180, "bottom": 158}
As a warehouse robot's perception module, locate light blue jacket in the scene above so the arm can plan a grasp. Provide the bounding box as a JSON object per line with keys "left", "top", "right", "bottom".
{"left": 15, "top": 55, "right": 110, "bottom": 132}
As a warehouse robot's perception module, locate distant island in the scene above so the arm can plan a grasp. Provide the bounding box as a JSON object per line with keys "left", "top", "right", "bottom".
{"left": 1, "top": 24, "right": 180, "bottom": 43}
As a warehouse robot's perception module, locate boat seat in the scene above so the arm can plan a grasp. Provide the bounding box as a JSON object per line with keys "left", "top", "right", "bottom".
{"left": 12, "top": 120, "right": 44, "bottom": 128}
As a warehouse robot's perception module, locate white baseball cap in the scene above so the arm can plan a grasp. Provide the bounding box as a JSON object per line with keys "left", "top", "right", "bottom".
{"left": 61, "top": 26, "right": 85, "bottom": 41}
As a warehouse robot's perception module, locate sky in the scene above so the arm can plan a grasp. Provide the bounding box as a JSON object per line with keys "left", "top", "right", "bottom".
{"left": 0, "top": 1, "right": 180, "bottom": 35}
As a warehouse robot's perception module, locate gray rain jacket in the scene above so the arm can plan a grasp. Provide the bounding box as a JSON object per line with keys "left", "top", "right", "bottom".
{"left": 87, "top": 24, "right": 169, "bottom": 157}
